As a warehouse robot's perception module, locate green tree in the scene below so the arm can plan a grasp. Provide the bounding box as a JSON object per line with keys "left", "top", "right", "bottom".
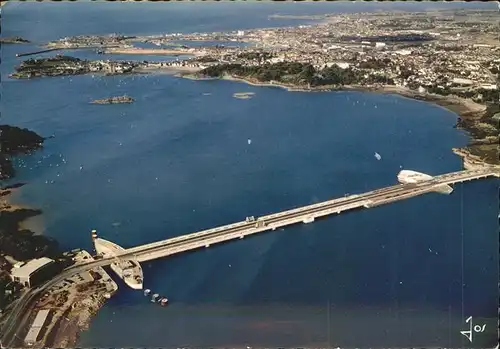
{"left": 299, "top": 64, "right": 315, "bottom": 82}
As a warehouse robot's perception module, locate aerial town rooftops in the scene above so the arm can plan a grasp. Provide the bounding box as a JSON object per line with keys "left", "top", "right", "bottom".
{"left": 452, "top": 77, "right": 475, "bottom": 86}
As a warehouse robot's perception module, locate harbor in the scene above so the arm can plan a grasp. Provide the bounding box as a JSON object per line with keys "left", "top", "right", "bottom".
{"left": 1, "top": 2, "right": 498, "bottom": 347}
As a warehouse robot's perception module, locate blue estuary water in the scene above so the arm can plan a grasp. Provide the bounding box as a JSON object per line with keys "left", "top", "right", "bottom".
{"left": 1, "top": 2, "right": 498, "bottom": 348}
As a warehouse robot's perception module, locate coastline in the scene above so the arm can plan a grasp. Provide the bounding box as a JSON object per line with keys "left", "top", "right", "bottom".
{"left": 0, "top": 125, "right": 48, "bottom": 260}
{"left": 104, "top": 47, "right": 198, "bottom": 56}
{"left": 181, "top": 71, "right": 495, "bottom": 168}
{"left": 0, "top": 186, "right": 38, "bottom": 217}
{"left": 2, "top": 4, "right": 498, "bottom": 347}
{"left": 0, "top": 125, "right": 117, "bottom": 348}
{"left": 223, "top": 75, "right": 487, "bottom": 117}
{"left": 183, "top": 71, "right": 487, "bottom": 115}
{"left": 0, "top": 185, "right": 50, "bottom": 260}
{"left": 40, "top": 251, "right": 118, "bottom": 348}
{"left": 2, "top": 64, "right": 494, "bottom": 345}
{"left": 135, "top": 65, "right": 201, "bottom": 75}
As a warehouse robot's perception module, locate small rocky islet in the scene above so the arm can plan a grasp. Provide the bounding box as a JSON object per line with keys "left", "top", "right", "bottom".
{"left": 0, "top": 36, "right": 30, "bottom": 44}
{"left": 90, "top": 95, "right": 135, "bottom": 104}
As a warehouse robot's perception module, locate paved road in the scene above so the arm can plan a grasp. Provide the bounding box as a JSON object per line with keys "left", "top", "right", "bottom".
{"left": 1, "top": 168, "right": 497, "bottom": 347}
{"left": 130, "top": 183, "right": 438, "bottom": 261}
{"left": 125, "top": 168, "right": 498, "bottom": 255}
{"left": 125, "top": 183, "right": 410, "bottom": 254}
{"left": 0, "top": 263, "right": 101, "bottom": 347}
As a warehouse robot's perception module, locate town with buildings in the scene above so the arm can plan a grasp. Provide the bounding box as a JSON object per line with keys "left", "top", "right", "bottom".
{"left": 41, "top": 9, "right": 498, "bottom": 100}
{"left": 17, "top": 8, "right": 499, "bottom": 166}
{"left": 1, "top": 6, "right": 499, "bottom": 349}
{"left": 29, "top": 8, "right": 500, "bottom": 103}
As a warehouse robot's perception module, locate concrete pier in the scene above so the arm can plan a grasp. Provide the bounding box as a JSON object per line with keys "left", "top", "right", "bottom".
{"left": 16, "top": 48, "right": 60, "bottom": 57}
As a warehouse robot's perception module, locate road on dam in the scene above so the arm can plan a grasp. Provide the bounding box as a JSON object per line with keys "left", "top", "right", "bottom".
{"left": 1, "top": 168, "right": 498, "bottom": 347}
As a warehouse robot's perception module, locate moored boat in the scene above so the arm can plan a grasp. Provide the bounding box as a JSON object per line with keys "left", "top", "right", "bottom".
{"left": 151, "top": 293, "right": 160, "bottom": 302}
{"left": 92, "top": 230, "right": 144, "bottom": 290}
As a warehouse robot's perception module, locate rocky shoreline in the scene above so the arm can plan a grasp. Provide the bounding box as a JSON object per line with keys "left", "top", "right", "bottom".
{"left": 0, "top": 125, "right": 66, "bottom": 342}
{"left": 182, "top": 71, "right": 499, "bottom": 168}
{"left": 13, "top": 54, "right": 492, "bottom": 167}
{"left": 9, "top": 55, "right": 139, "bottom": 80}
{"left": 452, "top": 147, "right": 495, "bottom": 170}
{"left": 0, "top": 125, "right": 60, "bottom": 259}
{"left": 90, "top": 95, "right": 135, "bottom": 104}
{"left": 0, "top": 36, "right": 30, "bottom": 44}
{"left": 0, "top": 124, "right": 118, "bottom": 349}
{"left": 0, "top": 126, "right": 62, "bottom": 261}
{"left": 0, "top": 125, "right": 45, "bottom": 180}
{"left": 1, "top": 5, "right": 498, "bottom": 346}
{"left": 38, "top": 251, "right": 118, "bottom": 348}
{"left": 0, "top": 126, "right": 61, "bottom": 344}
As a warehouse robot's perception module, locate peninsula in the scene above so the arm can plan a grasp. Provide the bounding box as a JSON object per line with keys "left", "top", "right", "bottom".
{"left": 0, "top": 36, "right": 30, "bottom": 44}
{"left": 0, "top": 126, "right": 62, "bottom": 299}
{"left": 2, "top": 7, "right": 499, "bottom": 347}
{"left": 10, "top": 54, "right": 139, "bottom": 79}
{"left": 0, "top": 126, "right": 117, "bottom": 348}
{"left": 11, "top": 9, "right": 499, "bottom": 167}
{"left": 0, "top": 125, "right": 44, "bottom": 180}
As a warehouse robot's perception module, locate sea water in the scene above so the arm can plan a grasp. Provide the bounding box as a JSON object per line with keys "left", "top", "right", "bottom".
{"left": 1, "top": 2, "right": 498, "bottom": 347}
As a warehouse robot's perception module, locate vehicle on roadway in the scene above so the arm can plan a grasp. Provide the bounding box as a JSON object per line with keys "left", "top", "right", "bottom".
{"left": 1, "top": 168, "right": 497, "bottom": 348}
{"left": 245, "top": 216, "right": 255, "bottom": 222}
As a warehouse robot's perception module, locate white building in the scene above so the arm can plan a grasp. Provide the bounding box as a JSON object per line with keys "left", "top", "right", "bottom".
{"left": 452, "top": 77, "right": 474, "bottom": 86}
{"left": 479, "top": 84, "right": 498, "bottom": 90}
{"left": 336, "top": 62, "right": 351, "bottom": 69}
{"left": 269, "top": 57, "right": 284, "bottom": 64}
{"left": 24, "top": 309, "right": 51, "bottom": 346}
{"left": 11, "top": 257, "right": 55, "bottom": 287}
{"left": 395, "top": 50, "right": 412, "bottom": 56}
{"left": 324, "top": 62, "right": 350, "bottom": 69}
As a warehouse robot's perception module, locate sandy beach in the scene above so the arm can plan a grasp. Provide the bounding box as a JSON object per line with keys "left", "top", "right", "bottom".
{"left": 366, "top": 85, "right": 488, "bottom": 118}
{"left": 0, "top": 185, "right": 46, "bottom": 243}
{"left": 1, "top": 186, "right": 28, "bottom": 212}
